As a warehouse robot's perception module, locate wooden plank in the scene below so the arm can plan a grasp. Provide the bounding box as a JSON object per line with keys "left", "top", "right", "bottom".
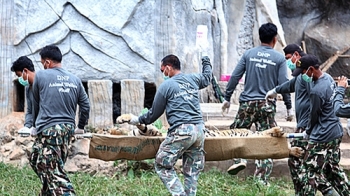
{"left": 301, "top": 40, "right": 307, "bottom": 54}
{"left": 338, "top": 55, "right": 350, "bottom": 58}
{"left": 320, "top": 47, "right": 350, "bottom": 72}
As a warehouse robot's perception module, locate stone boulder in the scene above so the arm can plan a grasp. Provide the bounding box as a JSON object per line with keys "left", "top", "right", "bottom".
{"left": 277, "top": 0, "right": 350, "bottom": 77}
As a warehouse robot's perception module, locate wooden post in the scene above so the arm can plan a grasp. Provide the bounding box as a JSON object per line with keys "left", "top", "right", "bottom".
{"left": 88, "top": 80, "right": 113, "bottom": 129}
{"left": 301, "top": 41, "right": 307, "bottom": 54}
{"left": 120, "top": 79, "right": 145, "bottom": 115}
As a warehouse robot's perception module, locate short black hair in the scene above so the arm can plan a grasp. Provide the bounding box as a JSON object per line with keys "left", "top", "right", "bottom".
{"left": 39, "top": 45, "right": 62, "bottom": 62}
{"left": 283, "top": 44, "right": 306, "bottom": 56}
{"left": 259, "top": 23, "right": 277, "bottom": 44}
{"left": 161, "top": 54, "right": 181, "bottom": 70}
{"left": 11, "top": 56, "right": 35, "bottom": 72}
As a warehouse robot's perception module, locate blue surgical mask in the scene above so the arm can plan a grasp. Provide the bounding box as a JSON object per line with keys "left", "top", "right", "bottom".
{"left": 163, "top": 66, "right": 170, "bottom": 80}
{"left": 286, "top": 59, "right": 296, "bottom": 71}
{"left": 302, "top": 67, "right": 313, "bottom": 83}
{"left": 18, "top": 71, "right": 29, "bottom": 87}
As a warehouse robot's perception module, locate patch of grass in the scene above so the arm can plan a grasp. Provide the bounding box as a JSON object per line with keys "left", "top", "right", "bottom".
{"left": 0, "top": 162, "right": 40, "bottom": 195}
{"left": 197, "top": 169, "right": 295, "bottom": 196}
{"left": 0, "top": 161, "right": 300, "bottom": 195}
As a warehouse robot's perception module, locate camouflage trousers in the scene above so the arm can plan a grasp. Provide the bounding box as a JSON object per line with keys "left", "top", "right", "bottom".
{"left": 288, "top": 138, "right": 308, "bottom": 196}
{"left": 230, "top": 100, "right": 277, "bottom": 183}
{"left": 29, "top": 124, "right": 75, "bottom": 196}
{"left": 301, "top": 138, "right": 350, "bottom": 196}
{"left": 155, "top": 123, "right": 205, "bottom": 196}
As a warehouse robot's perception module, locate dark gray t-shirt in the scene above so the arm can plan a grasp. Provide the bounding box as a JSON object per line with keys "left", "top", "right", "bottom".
{"left": 24, "top": 86, "right": 34, "bottom": 128}
{"left": 32, "top": 67, "right": 90, "bottom": 132}
{"left": 307, "top": 73, "right": 343, "bottom": 142}
{"left": 224, "top": 45, "right": 291, "bottom": 109}
{"left": 276, "top": 75, "right": 312, "bottom": 129}
{"left": 139, "top": 57, "right": 212, "bottom": 133}
{"left": 333, "top": 86, "right": 350, "bottom": 118}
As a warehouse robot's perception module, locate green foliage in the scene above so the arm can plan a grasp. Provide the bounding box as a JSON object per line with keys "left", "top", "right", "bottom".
{"left": 127, "top": 169, "right": 135, "bottom": 179}
{"left": 140, "top": 108, "right": 149, "bottom": 115}
{"left": 84, "top": 124, "right": 96, "bottom": 133}
{"left": 0, "top": 161, "right": 304, "bottom": 195}
{"left": 140, "top": 108, "right": 163, "bottom": 130}
{"left": 153, "top": 119, "right": 163, "bottom": 131}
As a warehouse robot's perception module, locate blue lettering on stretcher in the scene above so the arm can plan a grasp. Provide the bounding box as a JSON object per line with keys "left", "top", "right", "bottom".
{"left": 94, "top": 138, "right": 161, "bottom": 154}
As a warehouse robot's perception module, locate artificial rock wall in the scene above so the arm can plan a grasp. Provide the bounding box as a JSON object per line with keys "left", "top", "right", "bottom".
{"left": 1, "top": 0, "right": 350, "bottom": 119}
{"left": 277, "top": 0, "right": 350, "bottom": 77}
{"left": 0, "top": 0, "right": 286, "bottom": 118}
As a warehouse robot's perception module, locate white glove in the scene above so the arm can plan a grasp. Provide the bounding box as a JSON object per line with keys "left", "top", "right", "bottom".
{"left": 129, "top": 114, "right": 140, "bottom": 125}
{"left": 302, "top": 131, "right": 310, "bottom": 140}
{"left": 285, "top": 109, "right": 294, "bottom": 122}
{"left": 18, "top": 127, "right": 31, "bottom": 135}
{"left": 221, "top": 100, "right": 230, "bottom": 115}
{"left": 265, "top": 88, "right": 277, "bottom": 100}
{"left": 74, "top": 128, "right": 84, "bottom": 134}
{"left": 30, "top": 127, "right": 37, "bottom": 136}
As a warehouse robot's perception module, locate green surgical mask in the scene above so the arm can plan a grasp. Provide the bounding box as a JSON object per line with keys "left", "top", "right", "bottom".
{"left": 302, "top": 67, "right": 313, "bottom": 83}
{"left": 286, "top": 59, "right": 296, "bottom": 71}
{"left": 163, "top": 66, "right": 170, "bottom": 80}
{"left": 286, "top": 54, "right": 296, "bottom": 71}
{"left": 163, "top": 75, "right": 169, "bottom": 80}
{"left": 18, "top": 71, "right": 29, "bottom": 87}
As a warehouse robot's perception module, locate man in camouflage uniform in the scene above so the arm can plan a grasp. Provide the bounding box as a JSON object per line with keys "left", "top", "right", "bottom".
{"left": 266, "top": 44, "right": 310, "bottom": 195}
{"left": 221, "top": 22, "right": 292, "bottom": 185}
{"left": 332, "top": 75, "right": 350, "bottom": 195}
{"left": 293, "top": 55, "right": 349, "bottom": 196}
{"left": 127, "top": 54, "right": 212, "bottom": 195}
{"left": 31, "top": 45, "right": 90, "bottom": 195}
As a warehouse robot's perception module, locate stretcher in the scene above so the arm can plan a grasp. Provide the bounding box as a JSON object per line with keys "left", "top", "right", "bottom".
{"left": 87, "top": 132, "right": 303, "bottom": 161}
{"left": 18, "top": 129, "right": 303, "bottom": 161}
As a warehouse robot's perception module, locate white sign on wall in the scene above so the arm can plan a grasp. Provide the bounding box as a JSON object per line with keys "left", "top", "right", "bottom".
{"left": 196, "top": 25, "right": 208, "bottom": 49}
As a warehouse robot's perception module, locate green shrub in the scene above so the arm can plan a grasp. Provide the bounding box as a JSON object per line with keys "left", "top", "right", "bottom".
{"left": 140, "top": 108, "right": 167, "bottom": 134}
